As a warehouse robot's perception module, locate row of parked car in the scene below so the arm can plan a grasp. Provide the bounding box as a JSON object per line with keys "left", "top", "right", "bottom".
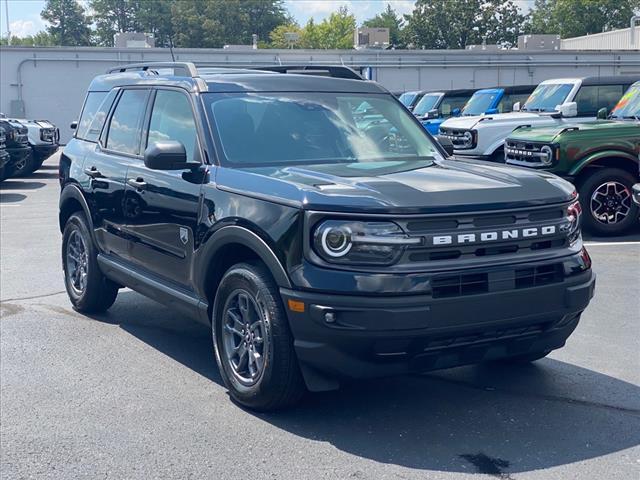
{"left": 0, "top": 114, "right": 60, "bottom": 181}
{"left": 399, "top": 76, "right": 640, "bottom": 235}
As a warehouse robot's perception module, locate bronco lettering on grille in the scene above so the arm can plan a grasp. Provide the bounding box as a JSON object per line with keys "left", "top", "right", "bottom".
{"left": 428, "top": 225, "right": 557, "bottom": 246}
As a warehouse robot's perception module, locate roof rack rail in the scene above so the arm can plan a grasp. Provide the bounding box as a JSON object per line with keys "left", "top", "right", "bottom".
{"left": 106, "top": 62, "right": 198, "bottom": 77}
{"left": 248, "top": 65, "right": 363, "bottom": 80}
{"left": 106, "top": 62, "right": 363, "bottom": 81}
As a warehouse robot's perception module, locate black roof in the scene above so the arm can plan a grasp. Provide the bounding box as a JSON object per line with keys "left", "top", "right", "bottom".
{"left": 89, "top": 62, "right": 386, "bottom": 94}
{"left": 581, "top": 75, "right": 640, "bottom": 86}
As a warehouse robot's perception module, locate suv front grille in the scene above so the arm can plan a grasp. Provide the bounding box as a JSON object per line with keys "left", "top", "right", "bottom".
{"left": 430, "top": 262, "right": 563, "bottom": 299}
{"left": 439, "top": 127, "right": 474, "bottom": 149}
{"left": 395, "top": 205, "right": 569, "bottom": 267}
{"left": 504, "top": 140, "right": 552, "bottom": 167}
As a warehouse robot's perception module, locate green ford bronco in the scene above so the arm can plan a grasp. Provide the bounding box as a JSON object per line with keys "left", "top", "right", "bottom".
{"left": 505, "top": 81, "right": 640, "bottom": 236}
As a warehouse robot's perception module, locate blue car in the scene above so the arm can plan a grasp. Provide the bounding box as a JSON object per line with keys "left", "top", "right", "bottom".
{"left": 460, "top": 85, "right": 536, "bottom": 118}
{"left": 412, "top": 89, "right": 477, "bottom": 135}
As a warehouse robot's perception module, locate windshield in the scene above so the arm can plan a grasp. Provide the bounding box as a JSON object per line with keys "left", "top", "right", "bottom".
{"left": 204, "top": 92, "right": 441, "bottom": 167}
{"left": 463, "top": 91, "right": 500, "bottom": 116}
{"left": 523, "top": 83, "right": 574, "bottom": 112}
{"left": 610, "top": 84, "right": 640, "bottom": 119}
{"left": 413, "top": 94, "right": 442, "bottom": 116}
{"left": 398, "top": 92, "right": 417, "bottom": 107}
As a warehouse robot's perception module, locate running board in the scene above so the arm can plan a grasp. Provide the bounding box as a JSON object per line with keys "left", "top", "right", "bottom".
{"left": 97, "top": 254, "right": 209, "bottom": 325}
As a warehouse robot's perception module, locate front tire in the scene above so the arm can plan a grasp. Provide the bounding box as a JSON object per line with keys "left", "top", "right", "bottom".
{"left": 579, "top": 168, "right": 638, "bottom": 236}
{"left": 62, "top": 212, "right": 119, "bottom": 313}
{"left": 212, "top": 262, "right": 305, "bottom": 411}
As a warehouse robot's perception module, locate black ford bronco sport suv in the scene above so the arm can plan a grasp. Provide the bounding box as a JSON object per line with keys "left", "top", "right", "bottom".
{"left": 59, "top": 63, "right": 595, "bottom": 410}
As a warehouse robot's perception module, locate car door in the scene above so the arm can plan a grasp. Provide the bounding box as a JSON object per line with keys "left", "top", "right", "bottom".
{"left": 123, "top": 88, "right": 205, "bottom": 288}
{"left": 85, "top": 88, "right": 150, "bottom": 260}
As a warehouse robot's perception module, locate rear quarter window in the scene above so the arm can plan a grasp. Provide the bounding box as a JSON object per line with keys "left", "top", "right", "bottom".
{"left": 76, "top": 92, "right": 107, "bottom": 141}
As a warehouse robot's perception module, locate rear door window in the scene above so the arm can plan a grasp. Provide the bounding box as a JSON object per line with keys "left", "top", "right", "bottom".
{"left": 105, "top": 89, "right": 149, "bottom": 155}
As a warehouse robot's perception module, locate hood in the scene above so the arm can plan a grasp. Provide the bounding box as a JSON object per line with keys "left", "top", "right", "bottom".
{"left": 216, "top": 159, "right": 575, "bottom": 214}
{"left": 442, "top": 111, "right": 553, "bottom": 130}
{"left": 508, "top": 120, "right": 640, "bottom": 143}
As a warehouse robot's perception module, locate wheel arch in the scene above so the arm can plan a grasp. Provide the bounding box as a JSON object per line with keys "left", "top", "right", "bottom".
{"left": 570, "top": 153, "right": 639, "bottom": 183}
{"left": 194, "top": 226, "right": 292, "bottom": 316}
{"left": 59, "top": 184, "right": 94, "bottom": 235}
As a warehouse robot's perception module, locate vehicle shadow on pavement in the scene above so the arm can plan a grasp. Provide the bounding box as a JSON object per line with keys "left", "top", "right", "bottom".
{"left": 90, "top": 290, "right": 224, "bottom": 386}
{"left": 0, "top": 192, "right": 27, "bottom": 203}
{"left": 0, "top": 180, "right": 47, "bottom": 191}
{"left": 96, "top": 290, "right": 640, "bottom": 476}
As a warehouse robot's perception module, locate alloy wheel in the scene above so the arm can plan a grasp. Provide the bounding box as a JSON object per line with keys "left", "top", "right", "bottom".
{"left": 590, "top": 181, "right": 632, "bottom": 225}
{"left": 66, "top": 230, "right": 89, "bottom": 295}
{"left": 221, "top": 289, "right": 268, "bottom": 386}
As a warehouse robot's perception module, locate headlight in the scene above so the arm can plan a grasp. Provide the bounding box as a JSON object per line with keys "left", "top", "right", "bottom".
{"left": 463, "top": 131, "right": 473, "bottom": 143}
{"left": 313, "top": 220, "right": 421, "bottom": 266}
{"left": 540, "top": 145, "right": 554, "bottom": 165}
{"left": 567, "top": 200, "right": 582, "bottom": 244}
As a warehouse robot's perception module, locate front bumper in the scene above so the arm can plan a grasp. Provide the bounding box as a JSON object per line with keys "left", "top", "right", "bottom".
{"left": 633, "top": 183, "right": 640, "bottom": 206}
{"left": 281, "top": 261, "right": 595, "bottom": 391}
{"left": 32, "top": 143, "right": 59, "bottom": 161}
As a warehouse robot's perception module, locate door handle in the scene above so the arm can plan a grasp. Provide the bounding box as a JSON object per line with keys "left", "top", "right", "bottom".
{"left": 84, "top": 166, "right": 103, "bottom": 178}
{"left": 127, "top": 177, "right": 147, "bottom": 190}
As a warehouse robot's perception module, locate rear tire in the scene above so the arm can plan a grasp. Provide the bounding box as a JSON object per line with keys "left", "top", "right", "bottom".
{"left": 579, "top": 168, "right": 638, "bottom": 236}
{"left": 62, "top": 212, "right": 119, "bottom": 313}
{"left": 212, "top": 262, "right": 305, "bottom": 411}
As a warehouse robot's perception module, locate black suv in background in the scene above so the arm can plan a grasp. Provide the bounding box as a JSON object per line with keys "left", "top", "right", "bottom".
{"left": 0, "top": 127, "right": 10, "bottom": 181}
{"left": 59, "top": 63, "right": 595, "bottom": 410}
{"left": 0, "top": 119, "right": 32, "bottom": 180}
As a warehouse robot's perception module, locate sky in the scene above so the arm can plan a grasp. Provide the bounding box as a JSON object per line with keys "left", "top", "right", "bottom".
{"left": 1, "top": 0, "right": 534, "bottom": 39}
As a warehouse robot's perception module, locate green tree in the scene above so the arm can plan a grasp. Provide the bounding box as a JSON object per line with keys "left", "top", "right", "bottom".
{"left": 404, "top": 0, "right": 527, "bottom": 49}
{"left": 269, "top": 23, "right": 304, "bottom": 48}
{"left": 301, "top": 6, "right": 356, "bottom": 49}
{"left": 88, "top": 0, "right": 140, "bottom": 46}
{"left": 136, "top": 0, "right": 174, "bottom": 48}
{"left": 362, "top": 3, "right": 405, "bottom": 48}
{"left": 40, "top": 0, "right": 92, "bottom": 46}
{"left": 171, "top": 0, "right": 289, "bottom": 48}
{"left": 0, "top": 32, "right": 56, "bottom": 46}
{"left": 529, "top": 0, "right": 640, "bottom": 38}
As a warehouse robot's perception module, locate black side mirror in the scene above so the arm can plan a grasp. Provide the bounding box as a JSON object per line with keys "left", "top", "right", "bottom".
{"left": 436, "top": 135, "right": 454, "bottom": 156}
{"left": 144, "top": 141, "right": 198, "bottom": 170}
{"left": 70, "top": 121, "right": 78, "bottom": 130}
{"left": 597, "top": 107, "right": 608, "bottom": 120}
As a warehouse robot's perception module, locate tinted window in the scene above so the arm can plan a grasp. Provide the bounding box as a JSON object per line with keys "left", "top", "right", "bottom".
{"left": 206, "top": 92, "right": 441, "bottom": 166}
{"left": 76, "top": 92, "right": 107, "bottom": 140}
{"left": 413, "top": 94, "right": 442, "bottom": 116}
{"left": 574, "top": 85, "right": 625, "bottom": 116}
{"left": 84, "top": 90, "right": 117, "bottom": 143}
{"left": 499, "top": 93, "right": 531, "bottom": 113}
{"left": 147, "top": 90, "right": 197, "bottom": 162}
{"left": 440, "top": 95, "right": 472, "bottom": 117}
{"left": 106, "top": 89, "right": 148, "bottom": 155}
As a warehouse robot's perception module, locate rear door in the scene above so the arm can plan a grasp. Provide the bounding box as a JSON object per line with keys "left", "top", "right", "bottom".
{"left": 83, "top": 88, "right": 150, "bottom": 259}
{"left": 123, "top": 88, "right": 205, "bottom": 288}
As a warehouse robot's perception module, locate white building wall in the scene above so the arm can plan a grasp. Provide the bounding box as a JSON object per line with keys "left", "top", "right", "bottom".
{"left": 2, "top": 46, "right": 640, "bottom": 143}
{"left": 561, "top": 27, "right": 640, "bottom": 50}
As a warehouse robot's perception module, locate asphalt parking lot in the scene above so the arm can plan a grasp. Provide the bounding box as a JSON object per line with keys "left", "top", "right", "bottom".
{"left": 1, "top": 153, "right": 639, "bottom": 480}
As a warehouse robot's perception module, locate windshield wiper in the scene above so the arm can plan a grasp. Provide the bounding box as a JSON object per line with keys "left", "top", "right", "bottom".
{"left": 622, "top": 115, "right": 640, "bottom": 120}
